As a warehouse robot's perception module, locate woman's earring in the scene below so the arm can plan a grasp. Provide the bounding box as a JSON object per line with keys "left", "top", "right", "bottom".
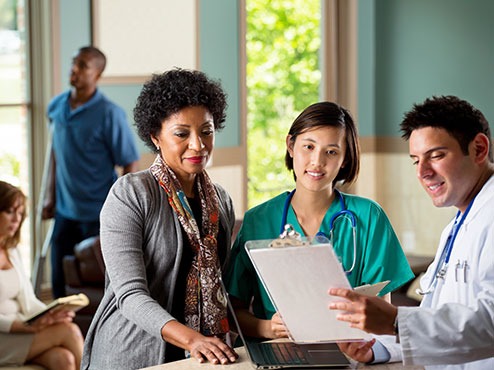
{"left": 156, "top": 145, "right": 160, "bottom": 151}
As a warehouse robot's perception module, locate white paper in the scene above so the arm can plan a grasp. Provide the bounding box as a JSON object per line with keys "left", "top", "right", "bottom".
{"left": 247, "top": 241, "right": 372, "bottom": 343}
{"left": 354, "top": 280, "right": 390, "bottom": 296}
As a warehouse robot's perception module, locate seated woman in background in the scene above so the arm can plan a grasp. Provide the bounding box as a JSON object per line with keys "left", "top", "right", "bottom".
{"left": 81, "top": 68, "right": 238, "bottom": 369}
{"left": 0, "top": 180, "right": 83, "bottom": 369}
{"left": 225, "top": 101, "right": 414, "bottom": 340}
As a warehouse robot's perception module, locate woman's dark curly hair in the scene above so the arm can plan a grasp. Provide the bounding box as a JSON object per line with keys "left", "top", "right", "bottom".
{"left": 134, "top": 68, "right": 228, "bottom": 152}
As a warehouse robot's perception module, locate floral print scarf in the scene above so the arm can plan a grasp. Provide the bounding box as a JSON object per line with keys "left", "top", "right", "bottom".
{"left": 150, "top": 155, "right": 229, "bottom": 338}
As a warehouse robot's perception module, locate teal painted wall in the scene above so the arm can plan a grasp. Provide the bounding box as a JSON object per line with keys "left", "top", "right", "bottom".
{"left": 58, "top": 0, "right": 91, "bottom": 90}
{"left": 357, "top": 0, "right": 376, "bottom": 137}
{"left": 199, "top": 0, "right": 241, "bottom": 147}
{"left": 56, "top": 1, "right": 493, "bottom": 142}
{"left": 358, "top": 0, "right": 494, "bottom": 137}
{"left": 99, "top": 85, "right": 147, "bottom": 152}
{"left": 55, "top": 1, "right": 241, "bottom": 150}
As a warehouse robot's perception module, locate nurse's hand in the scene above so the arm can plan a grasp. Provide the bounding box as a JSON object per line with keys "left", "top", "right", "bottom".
{"left": 269, "top": 312, "right": 289, "bottom": 339}
{"left": 337, "top": 339, "right": 375, "bottom": 363}
{"left": 328, "top": 288, "right": 397, "bottom": 335}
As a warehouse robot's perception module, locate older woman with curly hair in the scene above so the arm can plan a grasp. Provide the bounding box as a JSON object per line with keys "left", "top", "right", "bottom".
{"left": 81, "top": 69, "right": 238, "bottom": 369}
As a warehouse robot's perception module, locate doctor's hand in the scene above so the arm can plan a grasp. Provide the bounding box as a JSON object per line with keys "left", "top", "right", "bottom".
{"left": 328, "top": 288, "right": 397, "bottom": 335}
{"left": 337, "top": 339, "right": 376, "bottom": 364}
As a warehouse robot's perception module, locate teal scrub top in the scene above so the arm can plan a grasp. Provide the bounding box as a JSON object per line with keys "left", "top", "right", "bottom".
{"left": 225, "top": 191, "right": 414, "bottom": 320}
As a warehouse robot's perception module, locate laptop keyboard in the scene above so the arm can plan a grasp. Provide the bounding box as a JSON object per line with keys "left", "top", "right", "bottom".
{"left": 252, "top": 342, "right": 310, "bottom": 365}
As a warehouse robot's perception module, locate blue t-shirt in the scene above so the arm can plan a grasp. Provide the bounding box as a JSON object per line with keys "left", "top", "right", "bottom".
{"left": 47, "top": 89, "right": 140, "bottom": 221}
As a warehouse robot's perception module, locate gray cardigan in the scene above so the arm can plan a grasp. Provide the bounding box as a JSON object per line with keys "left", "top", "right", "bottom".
{"left": 81, "top": 169, "right": 235, "bottom": 370}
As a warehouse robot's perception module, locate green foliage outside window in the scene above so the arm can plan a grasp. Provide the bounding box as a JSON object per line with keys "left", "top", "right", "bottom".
{"left": 246, "top": 0, "right": 321, "bottom": 208}
{"left": 0, "top": 153, "right": 20, "bottom": 182}
{"left": 0, "top": 0, "right": 17, "bottom": 30}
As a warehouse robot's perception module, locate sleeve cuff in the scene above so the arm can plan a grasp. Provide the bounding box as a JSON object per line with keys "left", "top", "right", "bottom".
{"left": 370, "top": 340, "right": 391, "bottom": 364}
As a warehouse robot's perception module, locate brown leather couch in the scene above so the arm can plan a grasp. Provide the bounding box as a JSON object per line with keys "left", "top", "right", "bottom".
{"left": 61, "top": 220, "right": 243, "bottom": 336}
{"left": 62, "top": 236, "right": 105, "bottom": 336}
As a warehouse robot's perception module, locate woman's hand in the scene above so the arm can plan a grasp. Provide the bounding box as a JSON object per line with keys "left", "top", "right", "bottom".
{"left": 10, "top": 309, "right": 75, "bottom": 333}
{"left": 10, "top": 319, "right": 36, "bottom": 333}
{"left": 46, "top": 308, "right": 76, "bottom": 323}
{"left": 161, "top": 320, "right": 238, "bottom": 365}
{"left": 29, "top": 309, "right": 75, "bottom": 331}
{"left": 231, "top": 298, "right": 289, "bottom": 340}
{"left": 267, "top": 312, "right": 289, "bottom": 339}
{"left": 188, "top": 333, "right": 238, "bottom": 365}
{"left": 337, "top": 339, "right": 375, "bottom": 363}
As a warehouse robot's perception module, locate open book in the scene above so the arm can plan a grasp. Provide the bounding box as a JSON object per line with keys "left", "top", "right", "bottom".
{"left": 24, "top": 293, "right": 90, "bottom": 324}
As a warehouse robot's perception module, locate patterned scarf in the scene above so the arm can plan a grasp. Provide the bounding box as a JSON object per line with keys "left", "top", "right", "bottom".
{"left": 150, "top": 155, "right": 229, "bottom": 338}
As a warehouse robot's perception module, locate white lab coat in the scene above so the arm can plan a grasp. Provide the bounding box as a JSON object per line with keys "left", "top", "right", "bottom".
{"left": 380, "top": 175, "right": 494, "bottom": 370}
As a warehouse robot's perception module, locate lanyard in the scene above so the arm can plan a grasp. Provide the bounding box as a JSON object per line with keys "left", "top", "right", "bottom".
{"left": 418, "top": 195, "right": 477, "bottom": 296}
{"left": 440, "top": 195, "right": 477, "bottom": 271}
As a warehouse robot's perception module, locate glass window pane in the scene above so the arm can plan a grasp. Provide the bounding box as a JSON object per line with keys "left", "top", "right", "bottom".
{"left": 0, "top": 0, "right": 31, "bottom": 274}
{"left": 246, "top": 0, "right": 321, "bottom": 208}
{"left": 0, "top": 105, "right": 28, "bottom": 182}
{"left": 0, "top": 105, "right": 31, "bottom": 273}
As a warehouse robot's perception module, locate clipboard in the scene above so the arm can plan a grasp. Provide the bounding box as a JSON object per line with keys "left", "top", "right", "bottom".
{"left": 245, "top": 231, "right": 373, "bottom": 343}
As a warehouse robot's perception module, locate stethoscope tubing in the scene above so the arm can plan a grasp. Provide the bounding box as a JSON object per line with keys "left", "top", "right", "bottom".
{"left": 280, "top": 189, "right": 358, "bottom": 274}
{"left": 416, "top": 194, "right": 477, "bottom": 295}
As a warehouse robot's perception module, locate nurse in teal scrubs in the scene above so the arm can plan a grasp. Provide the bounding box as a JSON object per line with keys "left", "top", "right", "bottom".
{"left": 225, "top": 101, "right": 414, "bottom": 340}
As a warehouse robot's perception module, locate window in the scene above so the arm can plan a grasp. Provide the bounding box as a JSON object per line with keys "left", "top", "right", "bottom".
{"left": 246, "top": 0, "right": 321, "bottom": 207}
{"left": 0, "top": 0, "right": 31, "bottom": 271}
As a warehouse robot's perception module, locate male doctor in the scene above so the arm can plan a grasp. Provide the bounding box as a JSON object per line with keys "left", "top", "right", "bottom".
{"left": 329, "top": 95, "right": 494, "bottom": 370}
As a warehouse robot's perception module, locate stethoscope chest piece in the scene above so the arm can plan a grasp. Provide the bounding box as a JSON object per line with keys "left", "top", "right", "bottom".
{"left": 280, "top": 189, "right": 358, "bottom": 274}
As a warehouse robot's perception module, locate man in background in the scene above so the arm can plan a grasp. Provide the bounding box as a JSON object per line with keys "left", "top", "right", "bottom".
{"left": 43, "top": 46, "right": 139, "bottom": 298}
{"left": 330, "top": 95, "right": 494, "bottom": 369}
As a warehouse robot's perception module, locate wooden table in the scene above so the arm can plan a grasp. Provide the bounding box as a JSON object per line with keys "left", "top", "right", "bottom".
{"left": 140, "top": 255, "right": 434, "bottom": 370}
{"left": 140, "top": 346, "right": 424, "bottom": 369}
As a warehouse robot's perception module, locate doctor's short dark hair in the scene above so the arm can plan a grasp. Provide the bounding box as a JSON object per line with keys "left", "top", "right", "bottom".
{"left": 400, "top": 95, "right": 493, "bottom": 162}
{"left": 134, "top": 68, "right": 228, "bottom": 152}
{"left": 284, "top": 101, "right": 360, "bottom": 185}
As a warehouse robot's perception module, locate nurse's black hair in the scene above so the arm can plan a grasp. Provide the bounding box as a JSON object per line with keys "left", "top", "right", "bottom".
{"left": 284, "top": 101, "right": 360, "bottom": 185}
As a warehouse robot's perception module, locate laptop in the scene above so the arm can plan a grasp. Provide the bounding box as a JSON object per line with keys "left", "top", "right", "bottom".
{"left": 222, "top": 279, "right": 351, "bottom": 369}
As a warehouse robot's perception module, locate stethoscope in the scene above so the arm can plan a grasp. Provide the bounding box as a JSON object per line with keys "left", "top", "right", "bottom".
{"left": 280, "top": 189, "right": 358, "bottom": 274}
{"left": 416, "top": 195, "right": 477, "bottom": 296}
